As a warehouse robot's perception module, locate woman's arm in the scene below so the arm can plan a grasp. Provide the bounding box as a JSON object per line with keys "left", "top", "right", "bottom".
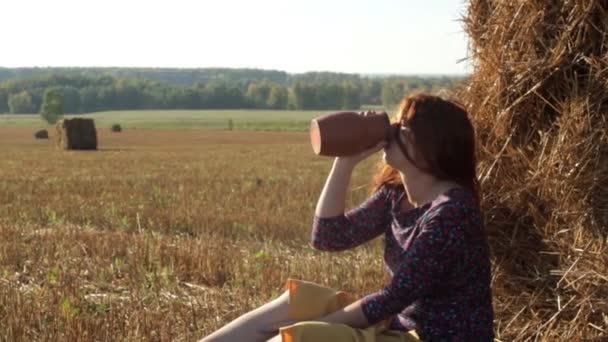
{"left": 311, "top": 184, "right": 393, "bottom": 251}
{"left": 314, "top": 158, "right": 357, "bottom": 218}
{"left": 359, "top": 203, "right": 467, "bottom": 324}
{"left": 316, "top": 299, "right": 370, "bottom": 329}
{"left": 311, "top": 142, "right": 390, "bottom": 251}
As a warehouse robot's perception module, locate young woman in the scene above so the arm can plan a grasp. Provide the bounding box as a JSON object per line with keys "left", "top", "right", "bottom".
{"left": 202, "top": 93, "right": 494, "bottom": 341}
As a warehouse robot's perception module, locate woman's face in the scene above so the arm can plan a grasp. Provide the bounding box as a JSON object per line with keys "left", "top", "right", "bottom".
{"left": 382, "top": 125, "right": 424, "bottom": 179}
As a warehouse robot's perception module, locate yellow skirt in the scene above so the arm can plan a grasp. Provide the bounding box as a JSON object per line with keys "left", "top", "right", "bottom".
{"left": 278, "top": 279, "right": 420, "bottom": 342}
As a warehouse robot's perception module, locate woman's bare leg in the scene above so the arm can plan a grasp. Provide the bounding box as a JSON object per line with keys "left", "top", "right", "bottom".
{"left": 266, "top": 334, "right": 283, "bottom": 342}
{"left": 200, "top": 290, "right": 290, "bottom": 342}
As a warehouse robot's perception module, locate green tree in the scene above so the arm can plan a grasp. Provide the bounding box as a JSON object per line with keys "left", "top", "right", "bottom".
{"left": 245, "top": 82, "right": 271, "bottom": 108}
{"left": 79, "top": 86, "right": 99, "bottom": 112}
{"left": 60, "top": 86, "right": 81, "bottom": 113}
{"left": 361, "top": 79, "right": 382, "bottom": 105}
{"left": 0, "top": 88, "right": 8, "bottom": 113}
{"left": 205, "top": 81, "right": 246, "bottom": 108}
{"left": 314, "top": 83, "right": 343, "bottom": 109}
{"left": 292, "top": 82, "right": 316, "bottom": 109}
{"left": 40, "top": 88, "right": 64, "bottom": 124}
{"left": 381, "top": 82, "right": 405, "bottom": 110}
{"left": 342, "top": 82, "right": 361, "bottom": 110}
{"left": 8, "top": 91, "right": 36, "bottom": 113}
{"left": 266, "top": 85, "right": 288, "bottom": 109}
{"left": 0, "top": 70, "right": 464, "bottom": 112}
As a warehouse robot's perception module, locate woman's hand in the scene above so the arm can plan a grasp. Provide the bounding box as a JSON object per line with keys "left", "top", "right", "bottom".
{"left": 314, "top": 110, "right": 388, "bottom": 218}
{"left": 335, "top": 111, "right": 389, "bottom": 169}
{"left": 335, "top": 141, "right": 387, "bottom": 169}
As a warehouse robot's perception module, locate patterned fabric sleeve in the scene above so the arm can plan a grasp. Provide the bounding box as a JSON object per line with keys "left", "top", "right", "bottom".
{"left": 310, "top": 185, "right": 394, "bottom": 252}
{"left": 360, "top": 202, "right": 467, "bottom": 324}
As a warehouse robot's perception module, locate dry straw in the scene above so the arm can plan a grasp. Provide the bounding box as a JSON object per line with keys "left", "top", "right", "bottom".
{"left": 55, "top": 118, "right": 98, "bottom": 150}
{"left": 463, "top": 0, "right": 607, "bottom": 340}
{"left": 34, "top": 129, "right": 48, "bottom": 139}
{"left": 111, "top": 123, "right": 122, "bottom": 133}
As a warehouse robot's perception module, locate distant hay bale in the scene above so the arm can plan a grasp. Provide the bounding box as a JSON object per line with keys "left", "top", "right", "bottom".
{"left": 34, "top": 129, "right": 48, "bottom": 139}
{"left": 55, "top": 118, "right": 98, "bottom": 150}
{"left": 462, "top": 0, "right": 608, "bottom": 340}
{"left": 111, "top": 124, "right": 122, "bottom": 132}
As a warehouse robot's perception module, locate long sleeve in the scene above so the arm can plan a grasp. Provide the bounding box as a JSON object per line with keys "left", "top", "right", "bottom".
{"left": 310, "top": 185, "right": 394, "bottom": 252}
{"left": 360, "top": 203, "right": 467, "bottom": 324}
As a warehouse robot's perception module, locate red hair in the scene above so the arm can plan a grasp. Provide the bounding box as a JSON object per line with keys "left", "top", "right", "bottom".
{"left": 371, "top": 93, "right": 481, "bottom": 204}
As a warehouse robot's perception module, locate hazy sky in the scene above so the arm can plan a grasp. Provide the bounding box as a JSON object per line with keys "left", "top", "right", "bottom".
{"left": 1, "top": 0, "right": 471, "bottom": 74}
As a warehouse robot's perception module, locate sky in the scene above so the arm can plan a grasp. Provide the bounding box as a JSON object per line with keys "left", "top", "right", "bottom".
{"left": 1, "top": 0, "right": 471, "bottom": 75}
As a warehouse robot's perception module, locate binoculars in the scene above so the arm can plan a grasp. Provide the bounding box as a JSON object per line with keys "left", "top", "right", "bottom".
{"left": 310, "top": 111, "right": 401, "bottom": 157}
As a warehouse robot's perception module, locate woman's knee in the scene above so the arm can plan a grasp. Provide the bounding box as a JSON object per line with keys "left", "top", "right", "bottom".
{"left": 276, "top": 289, "right": 290, "bottom": 303}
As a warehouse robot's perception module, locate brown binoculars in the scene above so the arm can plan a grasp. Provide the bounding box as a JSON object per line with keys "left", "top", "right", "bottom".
{"left": 310, "top": 111, "right": 402, "bottom": 157}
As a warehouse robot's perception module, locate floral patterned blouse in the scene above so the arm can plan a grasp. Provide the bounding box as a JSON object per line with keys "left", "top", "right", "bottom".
{"left": 311, "top": 185, "right": 494, "bottom": 341}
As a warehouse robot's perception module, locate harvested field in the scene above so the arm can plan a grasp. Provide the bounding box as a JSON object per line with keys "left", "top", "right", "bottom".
{"left": 0, "top": 128, "right": 387, "bottom": 341}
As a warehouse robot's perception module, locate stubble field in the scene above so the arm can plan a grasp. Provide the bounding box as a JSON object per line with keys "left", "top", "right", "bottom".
{"left": 0, "top": 127, "right": 387, "bottom": 341}
{"left": 2, "top": 113, "right": 605, "bottom": 341}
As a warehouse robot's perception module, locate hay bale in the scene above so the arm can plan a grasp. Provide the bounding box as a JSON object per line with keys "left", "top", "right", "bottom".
{"left": 111, "top": 124, "right": 122, "bottom": 132}
{"left": 34, "top": 129, "right": 48, "bottom": 139}
{"left": 55, "top": 118, "right": 98, "bottom": 150}
{"left": 463, "top": 0, "right": 608, "bottom": 340}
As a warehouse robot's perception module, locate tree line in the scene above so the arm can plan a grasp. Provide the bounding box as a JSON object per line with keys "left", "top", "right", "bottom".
{"left": 0, "top": 69, "right": 465, "bottom": 114}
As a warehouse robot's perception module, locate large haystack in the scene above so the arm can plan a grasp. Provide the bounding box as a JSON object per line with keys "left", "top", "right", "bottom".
{"left": 55, "top": 118, "right": 98, "bottom": 150}
{"left": 463, "top": 1, "right": 608, "bottom": 340}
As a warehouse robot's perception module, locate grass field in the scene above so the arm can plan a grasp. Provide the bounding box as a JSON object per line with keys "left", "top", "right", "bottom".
{"left": 0, "top": 127, "right": 387, "bottom": 341}
{"left": 0, "top": 110, "right": 323, "bottom": 131}
{"left": 0, "top": 108, "right": 385, "bottom": 131}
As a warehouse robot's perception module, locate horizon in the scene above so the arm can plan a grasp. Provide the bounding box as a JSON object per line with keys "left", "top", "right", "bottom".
{"left": 1, "top": 0, "right": 471, "bottom": 75}
{"left": 0, "top": 65, "right": 470, "bottom": 77}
